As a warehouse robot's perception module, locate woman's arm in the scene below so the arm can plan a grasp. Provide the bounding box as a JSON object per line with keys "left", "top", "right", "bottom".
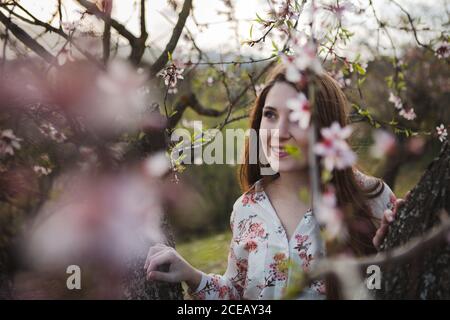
{"left": 373, "top": 190, "right": 409, "bottom": 249}
{"left": 144, "top": 209, "right": 248, "bottom": 300}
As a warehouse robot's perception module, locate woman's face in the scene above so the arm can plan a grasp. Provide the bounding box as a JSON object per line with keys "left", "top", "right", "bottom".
{"left": 259, "top": 82, "right": 309, "bottom": 173}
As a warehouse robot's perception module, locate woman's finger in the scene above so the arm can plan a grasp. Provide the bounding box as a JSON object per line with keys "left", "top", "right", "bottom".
{"left": 144, "top": 245, "right": 167, "bottom": 269}
{"left": 373, "top": 224, "right": 389, "bottom": 249}
{"left": 146, "top": 248, "right": 170, "bottom": 270}
{"left": 383, "top": 209, "right": 394, "bottom": 223}
{"left": 392, "top": 198, "right": 405, "bottom": 217}
{"left": 148, "top": 270, "right": 176, "bottom": 283}
{"left": 146, "top": 251, "right": 174, "bottom": 278}
{"left": 405, "top": 190, "right": 411, "bottom": 200}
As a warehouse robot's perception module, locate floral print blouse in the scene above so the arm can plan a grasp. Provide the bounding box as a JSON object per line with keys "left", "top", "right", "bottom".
{"left": 188, "top": 170, "right": 396, "bottom": 300}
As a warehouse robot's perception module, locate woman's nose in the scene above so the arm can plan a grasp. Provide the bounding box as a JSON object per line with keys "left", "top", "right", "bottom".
{"left": 273, "top": 117, "right": 291, "bottom": 140}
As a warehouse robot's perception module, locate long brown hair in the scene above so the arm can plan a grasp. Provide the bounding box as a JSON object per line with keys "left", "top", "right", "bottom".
{"left": 238, "top": 63, "right": 384, "bottom": 256}
{"left": 238, "top": 63, "right": 384, "bottom": 298}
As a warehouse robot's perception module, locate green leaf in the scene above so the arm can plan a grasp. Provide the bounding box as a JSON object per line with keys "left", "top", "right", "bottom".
{"left": 284, "top": 144, "right": 301, "bottom": 159}
{"left": 321, "top": 169, "right": 333, "bottom": 184}
{"left": 354, "top": 63, "right": 366, "bottom": 75}
{"left": 272, "top": 40, "right": 279, "bottom": 52}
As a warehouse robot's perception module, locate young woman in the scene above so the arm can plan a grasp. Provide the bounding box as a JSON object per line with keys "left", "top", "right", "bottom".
{"left": 144, "top": 64, "right": 401, "bottom": 299}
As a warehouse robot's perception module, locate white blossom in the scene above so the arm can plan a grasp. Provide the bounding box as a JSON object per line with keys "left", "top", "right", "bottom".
{"left": 314, "top": 122, "right": 356, "bottom": 171}
{"left": 286, "top": 92, "right": 311, "bottom": 129}
{"left": 39, "top": 123, "right": 67, "bottom": 143}
{"left": 399, "top": 107, "right": 417, "bottom": 121}
{"left": 157, "top": 63, "right": 184, "bottom": 94}
{"left": 0, "top": 129, "right": 22, "bottom": 157}
{"left": 388, "top": 92, "right": 403, "bottom": 110}
{"left": 34, "top": 165, "right": 52, "bottom": 176}
{"left": 436, "top": 124, "right": 448, "bottom": 142}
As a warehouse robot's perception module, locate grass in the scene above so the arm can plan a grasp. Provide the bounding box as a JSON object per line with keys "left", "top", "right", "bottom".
{"left": 177, "top": 231, "right": 232, "bottom": 275}
{"left": 177, "top": 231, "right": 232, "bottom": 298}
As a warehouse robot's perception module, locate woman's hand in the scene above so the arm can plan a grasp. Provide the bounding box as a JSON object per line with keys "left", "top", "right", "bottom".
{"left": 373, "top": 191, "right": 410, "bottom": 250}
{"left": 144, "top": 243, "right": 202, "bottom": 291}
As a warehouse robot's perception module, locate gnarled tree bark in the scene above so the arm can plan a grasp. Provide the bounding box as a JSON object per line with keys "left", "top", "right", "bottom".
{"left": 378, "top": 140, "right": 450, "bottom": 299}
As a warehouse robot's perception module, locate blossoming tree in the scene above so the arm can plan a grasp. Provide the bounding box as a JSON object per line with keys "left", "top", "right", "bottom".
{"left": 0, "top": 0, "right": 449, "bottom": 299}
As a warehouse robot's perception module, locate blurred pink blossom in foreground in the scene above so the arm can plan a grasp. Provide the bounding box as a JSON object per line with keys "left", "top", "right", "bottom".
{"left": 370, "top": 129, "right": 396, "bottom": 159}
{"left": 314, "top": 122, "right": 356, "bottom": 171}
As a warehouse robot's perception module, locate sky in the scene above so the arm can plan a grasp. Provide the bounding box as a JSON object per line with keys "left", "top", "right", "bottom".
{"left": 5, "top": 0, "right": 450, "bottom": 62}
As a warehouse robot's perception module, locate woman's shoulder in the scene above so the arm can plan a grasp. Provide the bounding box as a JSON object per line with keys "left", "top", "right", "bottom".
{"left": 231, "top": 179, "right": 266, "bottom": 217}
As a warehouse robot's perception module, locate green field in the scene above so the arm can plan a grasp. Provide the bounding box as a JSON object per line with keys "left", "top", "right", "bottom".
{"left": 177, "top": 231, "right": 232, "bottom": 275}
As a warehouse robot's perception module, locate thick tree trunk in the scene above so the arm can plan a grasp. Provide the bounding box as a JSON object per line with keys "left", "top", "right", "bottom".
{"left": 122, "top": 216, "right": 183, "bottom": 300}
{"left": 378, "top": 141, "right": 450, "bottom": 299}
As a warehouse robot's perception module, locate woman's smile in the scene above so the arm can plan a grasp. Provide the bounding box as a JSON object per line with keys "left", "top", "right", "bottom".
{"left": 270, "top": 145, "right": 289, "bottom": 159}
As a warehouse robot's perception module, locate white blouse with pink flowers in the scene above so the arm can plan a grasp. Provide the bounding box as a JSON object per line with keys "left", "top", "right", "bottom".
{"left": 188, "top": 171, "right": 396, "bottom": 300}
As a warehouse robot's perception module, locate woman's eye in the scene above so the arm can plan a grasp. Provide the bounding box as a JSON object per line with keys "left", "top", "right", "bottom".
{"left": 263, "top": 110, "right": 276, "bottom": 120}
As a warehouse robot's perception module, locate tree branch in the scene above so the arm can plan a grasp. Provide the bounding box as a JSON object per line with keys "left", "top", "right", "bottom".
{"left": 150, "top": 0, "right": 192, "bottom": 76}
{"left": 295, "top": 210, "right": 450, "bottom": 299}
{"left": 168, "top": 92, "right": 228, "bottom": 128}
{"left": 0, "top": 3, "right": 102, "bottom": 68}
{"left": 76, "top": 0, "right": 137, "bottom": 44}
{"left": 0, "top": 10, "right": 55, "bottom": 64}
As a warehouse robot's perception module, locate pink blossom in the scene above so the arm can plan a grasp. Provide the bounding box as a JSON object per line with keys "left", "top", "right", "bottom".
{"left": 435, "top": 41, "right": 450, "bottom": 59}
{"left": 399, "top": 107, "right": 417, "bottom": 120}
{"left": 267, "top": 0, "right": 299, "bottom": 22}
{"left": 286, "top": 92, "right": 311, "bottom": 129}
{"left": 316, "top": 185, "right": 347, "bottom": 240}
{"left": 314, "top": 122, "right": 356, "bottom": 171}
{"left": 281, "top": 54, "right": 303, "bottom": 83}
{"left": 33, "top": 165, "right": 52, "bottom": 176}
{"left": 94, "top": 60, "right": 151, "bottom": 130}
{"left": 57, "top": 47, "right": 75, "bottom": 66}
{"left": 436, "top": 124, "right": 448, "bottom": 142}
{"left": 388, "top": 92, "right": 403, "bottom": 110}
{"left": 330, "top": 69, "right": 351, "bottom": 88}
{"left": 281, "top": 36, "right": 323, "bottom": 81}
{"left": 407, "top": 136, "right": 426, "bottom": 155}
{"left": 370, "top": 130, "right": 396, "bottom": 159}
{"left": 39, "top": 123, "right": 67, "bottom": 143}
{"left": 0, "top": 129, "right": 22, "bottom": 157}
{"left": 144, "top": 152, "right": 171, "bottom": 177}
{"left": 157, "top": 63, "right": 184, "bottom": 94}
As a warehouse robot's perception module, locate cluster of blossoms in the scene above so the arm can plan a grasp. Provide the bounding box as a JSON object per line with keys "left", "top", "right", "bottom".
{"left": 282, "top": 37, "right": 323, "bottom": 84}
{"left": 278, "top": 30, "right": 324, "bottom": 131}
{"left": 0, "top": 129, "right": 22, "bottom": 157}
{"left": 157, "top": 63, "right": 184, "bottom": 94}
{"left": 329, "top": 69, "right": 351, "bottom": 88}
{"left": 39, "top": 123, "right": 67, "bottom": 143}
{"left": 33, "top": 165, "right": 52, "bottom": 176}
{"left": 279, "top": 32, "right": 355, "bottom": 241}
{"left": 313, "top": 122, "right": 357, "bottom": 172}
{"left": 388, "top": 92, "right": 417, "bottom": 120}
{"left": 434, "top": 41, "right": 450, "bottom": 59}
{"left": 322, "top": 1, "right": 355, "bottom": 20}
{"left": 267, "top": 0, "right": 299, "bottom": 21}
{"left": 436, "top": 124, "right": 448, "bottom": 142}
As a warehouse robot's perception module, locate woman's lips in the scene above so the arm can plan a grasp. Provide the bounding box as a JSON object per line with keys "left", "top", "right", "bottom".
{"left": 271, "top": 146, "right": 289, "bottom": 158}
